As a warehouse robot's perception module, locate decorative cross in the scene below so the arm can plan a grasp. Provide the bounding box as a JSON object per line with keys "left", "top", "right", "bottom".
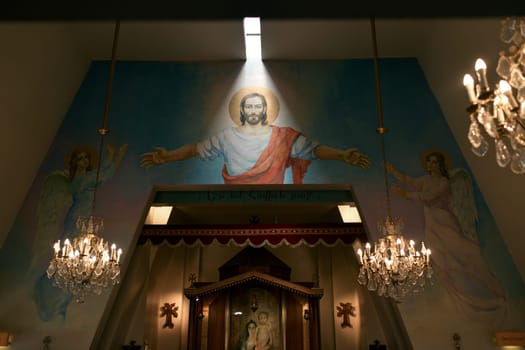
{"left": 160, "top": 302, "right": 179, "bottom": 329}
{"left": 453, "top": 333, "right": 461, "bottom": 350}
{"left": 369, "top": 339, "right": 387, "bottom": 350}
{"left": 312, "top": 272, "right": 320, "bottom": 288}
{"left": 250, "top": 294, "right": 259, "bottom": 312}
{"left": 336, "top": 302, "right": 356, "bottom": 328}
{"left": 43, "top": 336, "right": 51, "bottom": 350}
{"left": 188, "top": 273, "right": 197, "bottom": 287}
{"left": 249, "top": 215, "right": 261, "bottom": 224}
{"left": 122, "top": 340, "right": 141, "bottom": 350}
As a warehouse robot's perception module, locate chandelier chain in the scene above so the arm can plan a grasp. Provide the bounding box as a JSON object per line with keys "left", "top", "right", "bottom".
{"left": 92, "top": 20, "right": 120, "bottom": 215}
{"left": 371, "top": 17, "right": 392, "bottom": 220}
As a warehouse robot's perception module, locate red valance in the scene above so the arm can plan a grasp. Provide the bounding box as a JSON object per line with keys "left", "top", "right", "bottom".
{"left": 139, "top": 223, "right": 366, "bottom": 247}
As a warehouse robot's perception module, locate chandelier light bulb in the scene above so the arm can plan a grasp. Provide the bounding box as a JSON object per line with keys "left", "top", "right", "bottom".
{"left": 499, "top": 79, "right": 512, "bottom": 93}
{"left": 463, "top": 73, "right": 474, "bottom": 86}
{"left": 474, "top": 58, "right": 490, "bottom": 93}
{"left": 463, "top": 74, "right": 477, "bottom": 104}
{"left": 475, "top": 58, "right": 487, "bottom": 71}
{"left": 498, "top": 80, "right": 519, "bottom": 108}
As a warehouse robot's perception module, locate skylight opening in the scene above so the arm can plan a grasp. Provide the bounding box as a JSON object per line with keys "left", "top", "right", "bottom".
{"left": 243, "top": 17, "right": 262, "bottom": 61}
{"left": 337, "top": 204, "right": 362, "bottom": 223}
{"left": 145, "top": 206, "right": 173, "bottom": 225}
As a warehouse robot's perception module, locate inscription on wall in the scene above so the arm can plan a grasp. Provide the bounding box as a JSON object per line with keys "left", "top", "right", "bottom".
{"left": 154, "top": 188, "right": 354, "bottom": 204}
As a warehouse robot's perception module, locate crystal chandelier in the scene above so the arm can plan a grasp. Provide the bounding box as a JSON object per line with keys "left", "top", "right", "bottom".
{"left": 46, "top": 21, "right": 123, "bottom": 303}
{"left": 462, "top": 16, "right": 525, "bottom": 174}
{"left": 357, "top": 217, "right": 432, "bottom": 299}
{"left": 47, "top": 216, "right": 122, "bottom": 302}
{"left": 356, "top": 18, "right": 433, "bottom": 300}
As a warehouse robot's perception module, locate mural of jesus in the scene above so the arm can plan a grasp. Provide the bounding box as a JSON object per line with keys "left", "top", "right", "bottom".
{"left": 140, "top": 86, "right": 371, "bottom": 184}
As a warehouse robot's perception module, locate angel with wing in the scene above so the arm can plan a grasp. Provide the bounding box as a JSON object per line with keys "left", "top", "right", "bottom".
{"left": 31, "top": 142, "right": 127, "bottom": 321}
{"left": 383, "top": 148, "right": 507, "bottom": 324}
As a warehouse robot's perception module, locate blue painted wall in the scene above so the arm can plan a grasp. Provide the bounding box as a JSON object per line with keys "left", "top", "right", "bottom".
{"left": 0, "top": 58, "right": 523, "bottom": 348}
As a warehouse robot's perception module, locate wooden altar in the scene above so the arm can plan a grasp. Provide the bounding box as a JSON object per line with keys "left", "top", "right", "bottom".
{"left": 184, "top": 247, "right": 323, "bottom": 350}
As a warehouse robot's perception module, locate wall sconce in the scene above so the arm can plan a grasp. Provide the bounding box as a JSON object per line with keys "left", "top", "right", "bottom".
{"left": 195, "top": 297, "right": 205, "bottom": 319}
{"left": 0, "top": 332, "right": 12, "bottom": 347}
{"left": 42, "top": 336, "right": 51, "bottom": 350}
{"left": 452, "top": 333, "right": 461, "bottom": 350}
{"left": 303, "top": 309, "right": 310, "bottom": 320}
{"left": 250, "top": 294, "right": 259, "bottom": 313}
{"left": 495, "top": 331, "right": 525, "bottom": 346}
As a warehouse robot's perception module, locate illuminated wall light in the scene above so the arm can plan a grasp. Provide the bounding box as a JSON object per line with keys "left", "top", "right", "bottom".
{"left": 337, "top": 204, "right": 362, "bottom": 223}
{"left": 495, "top": 331, "right": 525, "bottom": 347}
{"left": 243, "top": 17, "right": 262, "bottom": 61}
{"left": 145, "top": 206, "right": 173, "bottom": 225}
{"left": 0, "top": 332, "right": 12, "bottom": 347}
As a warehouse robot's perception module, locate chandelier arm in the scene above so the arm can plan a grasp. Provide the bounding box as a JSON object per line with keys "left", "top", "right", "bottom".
{"left": 516, "top": 114, "right": 525, "bottom": 129}
{"left": 370, "top": 16, "right": 392, "bottom": 220}
{"left": 92, "top": 20, "right": 121, "bottom": 216}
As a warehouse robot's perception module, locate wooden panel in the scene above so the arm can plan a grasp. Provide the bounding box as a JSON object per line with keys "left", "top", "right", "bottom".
{"left": 285, "top": 293, "right": 304, "bottom": 350}
{"left": 207, "top": 293, "right": 227, "bottom": 350}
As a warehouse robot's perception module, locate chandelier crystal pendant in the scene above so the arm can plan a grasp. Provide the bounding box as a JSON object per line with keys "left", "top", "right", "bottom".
{"left": 462, "top": 16, "right": 525, "bottom": 174}
{"left": 46, "top": 21, "right": 123, "bottom": 303}
{"left": 356, "top": 17, "right": 433, "bottom": 300}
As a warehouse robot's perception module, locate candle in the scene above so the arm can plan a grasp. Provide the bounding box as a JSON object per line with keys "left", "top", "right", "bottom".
{"left": 499, "top": 80, "right": 519, "bottom": 108}
{"left": 64, "top": 239, "right": 71, "bottom": 257}
{"left": 475, "top": 58, "right": 490, "bottom": 92}
{"left": 384, "top": 258, "right": 392, "bottom": 270}
{"left": 496, "top": 105, "right": 505, "bottom": 123}
{"left": 463, "top": 74, "right": 477, "bottom": 103}
{"left": 357, "top": 248, "right": 363, "bottom": 264}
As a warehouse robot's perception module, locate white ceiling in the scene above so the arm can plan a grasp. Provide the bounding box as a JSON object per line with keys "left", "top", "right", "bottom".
{"left": 61, "top": 18, "right": 480, "bottom": 62}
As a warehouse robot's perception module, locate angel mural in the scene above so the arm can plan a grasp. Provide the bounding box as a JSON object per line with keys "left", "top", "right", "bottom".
{"left": 30, "top": 142, "right": 128, "bottom": 321}
{"left": 383, "top": 148, "right": 507, "bottom": 324}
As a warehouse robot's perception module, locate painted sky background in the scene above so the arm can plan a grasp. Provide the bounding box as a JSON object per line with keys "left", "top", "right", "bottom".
{"left": 1, "top": 58, "right": 524, "bottom": 326}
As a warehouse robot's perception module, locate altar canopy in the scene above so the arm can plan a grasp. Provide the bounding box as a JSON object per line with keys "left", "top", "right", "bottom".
{"left": 140, "top": 223, "right": 366, "bottom": 246}
{"left": 138, "top": 185, "right": 367, "bottom": 246}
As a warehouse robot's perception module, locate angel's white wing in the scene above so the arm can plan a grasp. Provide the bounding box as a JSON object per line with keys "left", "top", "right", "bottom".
{"left": 449, "top": 168, "right": 478, "bottom": 241}
{"left": 29, "top": 171, "right": 73, "bottom": 273}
